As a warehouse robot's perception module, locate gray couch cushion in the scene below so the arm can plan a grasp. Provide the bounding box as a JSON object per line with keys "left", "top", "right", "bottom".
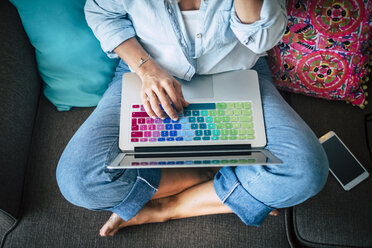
{"left": 0, "top": 0, "right": 41, "bottom": 219}
{"left": 288, "top": 91, "right": 372, "bottom": 247}
{"left": 3, "top": 96, "right": 291, "bottom": 248}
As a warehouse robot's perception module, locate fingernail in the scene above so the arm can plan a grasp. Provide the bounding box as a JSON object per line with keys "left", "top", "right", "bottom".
{"left": 151, "top": 116, "right": 156, "bottom": 119}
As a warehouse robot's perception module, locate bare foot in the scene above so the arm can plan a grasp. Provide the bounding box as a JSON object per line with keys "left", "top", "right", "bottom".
{"left": 100, "top": 213, "right": 126, "bottom": 237}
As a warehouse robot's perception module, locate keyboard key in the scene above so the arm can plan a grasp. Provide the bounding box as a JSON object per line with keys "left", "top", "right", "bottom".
{"left": 191, "top": 124, "right": 198, "bottom": 129}
{"left": 234, "top": 110, "right": 241, "bottom": 116}
{"left": 167, "top": 137, "right": 175, "bottom": 141}
{"left": 247, "top": 129, "right": 255, "bottom": 135}
{"left": 231, "top": 116, "right": 238, "bottom": 122}
{"left": 230, "top": 129, "right": 237, "bottom": 135}
{"left": 209, "top": 110, "right": 217, "bottom": 116}
{"left": 165, "top": 124, "right": 173, "bottom": 130}
{"left": 144, "top": 131, "right": 152, "bottom": 137}
{"left": 163, "top": 118, "right": 171, "bottom": 123}
{"left": 233, "top": 123, "right": 240, "bottom": 129}
{"left": 247, "top": 135, "right": 255, "bottom": 140}
{"left": 217, "top": 103, "right": 227, "bottom": 109}
{"left": 188, "top": 117, "right": 196, "bottom": 123}
{"left": 212, "top": 136, "right": 219, "bottom": 140}
{"left": 158, "top": 138, "right": 165, "bottom": 142}
{"left": 170, "top": 131, "right": 177, "bottom": 136}
{"left": 149, "top": 125, "right": 156, "bottom": 130}
{"left": 154, "top": 118, "right": 162, "bottom": 124}
{"left": 227, "top": 102, "right": 235, "bottom": 109}
{"left": 226, "top": 110, "right": 234, "bottom": 116}
{"left": 140, "top": 125, "right": 147, "bottom": 131}
{"left": 146, "top": 118, "right": 154, "bottom": 124}
{"left": 132, "top": 112, "right": 149, "bottom": 117}
{"left": 201, "top": 110, "right": 208, "bottom": 116}
{"left": 199, "top": 123, "right": 207, "bottom": 129}
{"left": 229, "top": 136, "right": 237, "bottom": 140}
{"left": 185, "top": 103, "right": 216, "bottom": 110}
{"left": 221, "top": 130, "right": 229, "bottom": 135}
{"left": 242, "top": 109, "right": 252, "bottom": 115}
{"left": 131, "top": 132, "right": 143, "bottom": 138}
{"left": 138, "top": 118, "right": 146, "bottom": 124}
{"left": 222, "top": 116, "right": 230, "bottom": 122}
{"left": 195, "top": 130, "right": 203, "bottom": 136}
{"left": 217, "top": 110, "right": 225, "bottom": 116}
{"left": 140, "top": 138, "right": 148, "bottom": 142}
{"left": 172, "top": 119, "right": 179, "bottom": 123}
{"left": 180, "top": 117, "right": 188, "bottom": 124}
{"left": 225, "top": 123, "right": 232, "bottom": 129}
{"left": 216, "top": 123, "right": 224, "bottom": 129}
{"left": 131, "top": 138, "right": 139, "bottom": 142}
{"left": 238, "top": 129, "right": 245, "bottom": 135}
{"left": 214, "top": 117, "right": 222, "bottom": 123}
{"left": 182, "top": 124, "right": 190, "bottom": 130}
{"left": 235, "top": 102, "right": 243, "bottom": 108}
{"left": 157, "top": 125, "right": 165, "bottom": 130}
{"left": 238, "top": 136, "right": 247, "bottom": 140}
{"left": 207, "top": 123, "right": 215, "bottom": 129}
{"left": 184, "top": 111, "right": 191, "bottom": 116}
{"left": 193, "top": 137, "right": 201, "bottom": 141}
{"left": 132, "top": 119, "right": 137, "bottom": 125}
{"left": 174, "top": 124, "right": 181, "bottom": 129}
{"left": 192, "top": 110, "right": 200, "bottom": 116}
{"left": 243, "top": 102, "right": 252, "bottom": 108}
{"left": 131, "top": 125, "right": 139, "bottom": 131}
{"left": 205, "top": 117, "right": 213, "bottom": 123}
{"left": 240, "top": 116, "right": 252, "bottom": 122}
{"left": 187, "top": 131, "right": 194, "bottom": 136}
{"left": 241, "top": 122, "right": 253, "bottom": 128}
{"left": 153, "top": 131, "right": 160, "bottom": 137}
{"left": 176, "top": 137, "right": 184, "bottom": 141}
{"left": 221, "top": 136, "right": 228, "bottom": 140}
{"left": 204, "top": 130, "right": 211, "bottom": 136}
{"left": 197, "top": 117, "right": 204, "bottom": 122}
{"left": 202, "top": 137, "right": 211, "bottom": 140}
{"left": 179, "top": 130, "right": 186, "bottom": 137}
{"left": 132, "top": 105, "right": 140, "bottom": 109}
{"left": 212, "top": 130, "right": 220, "bottom": 136}
{"left": 185, "top": 137, "right": 193, "bottom": 141}
{"left": 149, "top": 138, "right": 157, "bottom": 142}
{"left": 161, "top": 131, "right": 169, "bottom": 137}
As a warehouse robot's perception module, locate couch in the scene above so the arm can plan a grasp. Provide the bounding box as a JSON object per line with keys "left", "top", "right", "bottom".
{"left": 1, "top": 1, "right": 371, "bottom": 247}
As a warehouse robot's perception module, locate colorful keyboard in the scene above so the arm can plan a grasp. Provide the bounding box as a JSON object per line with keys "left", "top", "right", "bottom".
{"left": 130, "top": 102, "right": 255, "bottom": 143}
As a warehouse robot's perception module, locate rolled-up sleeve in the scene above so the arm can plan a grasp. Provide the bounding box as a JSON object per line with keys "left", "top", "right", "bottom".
{"left": 85, "top": 0, "right": 136, "bottom": 58}
{"left": 230, "top": 0, "right": 287, "bottom": 54}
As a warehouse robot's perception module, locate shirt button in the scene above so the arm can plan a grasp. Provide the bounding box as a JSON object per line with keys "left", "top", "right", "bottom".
{"left": 196, "top": 33, "right": 202, "bottom": 39}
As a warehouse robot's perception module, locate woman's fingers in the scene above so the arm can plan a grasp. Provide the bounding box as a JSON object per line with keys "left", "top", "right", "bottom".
{"left": 173, "top": 80, "right": 189, "bottom": 107}
{"left": 162, "top": 80, "right": 184, "bottom": 114}
{"left": 141, "top": 90, "right": 156, "bottom": 119}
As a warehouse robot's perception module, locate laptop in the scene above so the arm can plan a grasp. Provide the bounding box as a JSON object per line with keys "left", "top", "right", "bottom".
{"left": 107, "top": 70, "right": 282, "bottom": 169}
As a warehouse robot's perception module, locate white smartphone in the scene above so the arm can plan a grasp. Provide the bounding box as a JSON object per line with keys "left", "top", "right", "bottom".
{"left": 319, "top": 131, "right": 369, "bottom": 191}
{"left": 319, "top": 131, "right": 369, "bottom": 190}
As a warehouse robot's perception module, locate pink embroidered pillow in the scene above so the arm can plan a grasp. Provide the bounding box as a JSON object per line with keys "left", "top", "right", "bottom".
{"left": 267, "top": 0, "right": 372, "bottom": 108}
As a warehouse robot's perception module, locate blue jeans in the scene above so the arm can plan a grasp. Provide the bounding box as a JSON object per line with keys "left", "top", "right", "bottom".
{"left": 56, "top": 58, "right": 329, "bottom": 226}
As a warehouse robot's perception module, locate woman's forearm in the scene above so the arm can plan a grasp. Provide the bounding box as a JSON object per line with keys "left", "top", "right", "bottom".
{"left": 234, "top": 0, "right": 263, "bottom": 24}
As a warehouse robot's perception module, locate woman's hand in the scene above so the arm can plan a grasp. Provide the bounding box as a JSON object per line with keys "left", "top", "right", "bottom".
{"left": 137, "top": 59, "right": 189, "bottom": 121}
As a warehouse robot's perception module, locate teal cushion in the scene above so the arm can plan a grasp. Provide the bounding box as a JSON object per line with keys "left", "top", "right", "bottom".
{"left": 10, "top": 0, "right": 119, "bottom": 111}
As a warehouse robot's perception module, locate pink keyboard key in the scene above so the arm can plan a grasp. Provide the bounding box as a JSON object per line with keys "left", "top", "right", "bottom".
{"left": 132, "top": 119, "right": 137, "bottom": 125}
{"left": 146, "top": 118, "right": 154, "bottom": 124}
{"left": 149, "top": 138, "right": 157, "bottom": 142}
{"left": 132, "top": 105, "right": 139, "bottom": 109}
{"left": 157, "top": 125, "right": 165, "bottom": 130}
{"left": 132, "top": 162, "right": 139, "bottom": 165}
{"left": 131, "top": 132, "right": 143, "bottom": 138}
{"left": 131, "top": 138, "right": 139, "bottom": 142}
{"left": 149, "top": 125, "right": 156, "bottom": 130}
{"left": 140, "top": 138, "right": 148, "bottom": 142}
{"left": 144, "top": 131, "right": 151, "bottom": 137}
{"left": 132, "top": 112, "right": 149, "bottom": 117}
{"left": 140, "top": 106, "right": 145, "bottom": 111}
{"left": 138, "top": 118, "right": 146, "bottom": 124}
{"left": 140, "top": 125, "right": 147, "bottom": 131}
{"left": 131, "top": 125, "right": 139, "bottom": 131}
{"left": 153, "top": 131, "right": 160, "bottom": 137}
{"left": 155, "top": 118, "right": 162, "bottom": 124}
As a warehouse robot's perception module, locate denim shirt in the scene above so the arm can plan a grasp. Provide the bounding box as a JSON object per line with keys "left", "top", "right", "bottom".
{"left": 85, "top": 0, "right": 287, "bottom": 81}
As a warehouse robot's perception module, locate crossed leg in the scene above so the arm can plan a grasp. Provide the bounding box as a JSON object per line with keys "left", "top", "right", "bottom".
{"left": 100, "top": 168, "right": 278, "bottom": 237}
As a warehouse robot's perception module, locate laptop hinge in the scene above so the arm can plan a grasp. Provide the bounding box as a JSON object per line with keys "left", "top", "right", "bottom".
{"left": 133, "top": 144, "right": 252, "bottom": 158}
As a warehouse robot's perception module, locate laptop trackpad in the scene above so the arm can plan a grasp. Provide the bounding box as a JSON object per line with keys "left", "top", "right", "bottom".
{"left": 179, "top": 75, "right": 214, "bottom": 100}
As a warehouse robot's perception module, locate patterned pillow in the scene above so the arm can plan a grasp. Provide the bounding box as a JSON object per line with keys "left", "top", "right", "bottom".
{"left": 267, "top": 0, "right": 372, "bottom": 108}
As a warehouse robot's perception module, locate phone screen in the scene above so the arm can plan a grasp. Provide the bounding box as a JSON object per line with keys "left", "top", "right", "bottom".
{"left": 322, "top": 136, "right": 365, "bottom": 185}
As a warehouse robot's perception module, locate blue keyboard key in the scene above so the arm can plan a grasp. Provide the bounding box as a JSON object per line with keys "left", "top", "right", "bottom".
{"left": 176, "top": 137, "right": 184, "bottom": 141}
{"left": 171, "top": 119, "right": 179, "bottom": 123}
{"left": 193, "top": 137, "right": 201, "bottom": 141}
{"left": 182, "top": 124, "right": 190, "bottom": 130}
{"left": 176, "top": 161, "right": 185, "bottom": 164}
{"left": 191, "top": 124, "right": 198, "bottom": 129}
{"left": 192, "top": 110, "right": 200, "bottom": 116}
{"left": 165, "top": 124, "right": 173, "bottom": 130}
{"left": 199, "top": 123, "right": 207, "bottom": 129}
{"left": 184, "top": 111, "right": 191, "bottom": 116}
{"left": 187, "top": 131, "right": 194, "bottom": 136}
{"left": 166, "top": 137, "right": 174, "bottom": 141}
{"left": 158, "top": 138, "right": 165, "bottom": 142}
{"left": 180, "top": 117, "right": 188, "bottom": 124}
{"left": 161, "top": 131, "right": 169, "bottom": 137}
{"left": 188, "top": 117, "right": 196, "bottom": 123}
{"left": 170, "top": 131, "right": 177, "bottom": 136}
{"left": 179, "top": 130, "right": 186, "bottom": 136}
{"left": 163, "top": 118, "right": 171, "bottom": 123}
{"left": 185, "top": 103, "right": 216, "bottom": 110}
{"left": 174, "top": 124, "right": 181, "bottom": 129}
{"left": 159, "top": 161, "right": 166, "bottom": 165}
{"left": 185, "top": 137, "right": 193, "bottom": 141}
{"left": 202, "top": 137, "right": 211, "bottom": 141}
{"left": 195, "top": 130, "right": 203, "bottom": 136}
{"left": 167, "top": 161, "right": 175, "bottom": 165}
{"left": 185, "top": 161, "right": 193, "bottom": 165}
{"left": 197, "top": 117, "right": 204, "bottom": 122}
{"left": 204, "top": 130, "right": 211, "bottom": 136}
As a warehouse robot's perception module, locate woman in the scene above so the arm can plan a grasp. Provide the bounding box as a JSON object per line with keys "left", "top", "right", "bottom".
{"left": 57, "top": 0, "right": 329, "bottom": 237}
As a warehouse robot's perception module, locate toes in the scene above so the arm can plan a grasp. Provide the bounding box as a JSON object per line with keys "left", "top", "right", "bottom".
{"left": 269, "top": 209, "right": 279, "bottom": 216}
{"left": 99, "top": 213, "right": 125, "bottom": 237}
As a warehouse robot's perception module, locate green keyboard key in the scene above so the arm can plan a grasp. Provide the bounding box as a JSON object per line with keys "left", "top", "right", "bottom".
{"left": 221, "top": 136, "right": 228, "bottom": 140}
{"left": 230, "top": 129, "right": 237, "bottom": 135}
{"left": 238, "top": 129, "right": 245, "bottom": 135}
{"left": 247, "top": 135, "right": 255, "bottom": 139}
{"left": 242, "top": 109, "right": 252, "bottom": 115}
{"left": 221, "top": 130, "right": 229, "bottom": 135}
{"left": 225, "top": 123, "right": 232, "bottom": 129}
{"left": 209, "top": 110, "right": 217, "bottom": 116}
{"left": 227, "top": 102, "right": 235, "bottom": 109}
{"left": 216, "top": 123, "right": 224, "bottom": 129}
{"left": 231, "top": 116, "right": 238, "bottom": 122}
{"left": 238, "top": 136, "right": 247, "bottom": 140}
{"left": 233, "top": 123, "right": 240, "bottom": 128}
{"left": 229, "top": 159, "right": 238, "bottom": 164}
{"left": 241, "top": 122, "right": 253, "bottom": 128}
{"left": 246, "top": 129, "right": 254, "bottom": 135}
{"left": 235, "top": 102, "right": 243, "bottom": 108}
{"left": 217, "top": 103, "right": 227, "bottom": 109}
{"left": 226, "top": 110, "right": 234, "bottom": 116}
{"left": 243, "top": 102, "right": 251, "bottom": 108}
{"left": 234, "top": 110, "right": 241, "bottom": 116}
{"left": 221, "top": 160, "right": 229, "bottom": 164}
{"left": 229, "top": 136, "right": 237, "bottom": 140}
{"left": 240, "top": 116, "right": 252, "bottom": 122}
{"left": 222, "top": 116, "right": 230, "bottom": 122}
{"left": 214, "top": 117, "right": 222, "bottom": 123}
{"left": 217, "top": 110, "right": 225, "bottom": 116}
